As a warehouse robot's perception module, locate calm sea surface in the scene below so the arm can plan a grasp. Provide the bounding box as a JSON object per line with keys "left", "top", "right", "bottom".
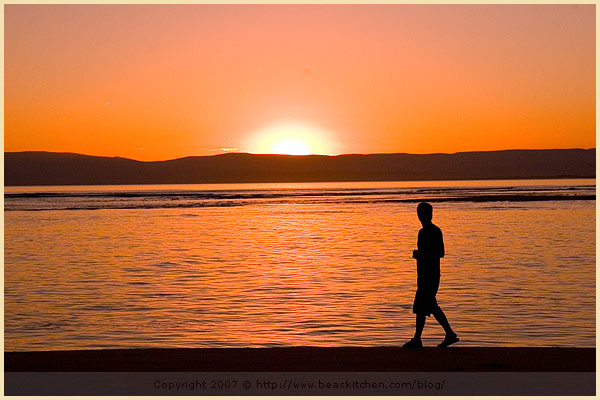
{"left": 4, "top": 179, "right": 595, "bottom": 350}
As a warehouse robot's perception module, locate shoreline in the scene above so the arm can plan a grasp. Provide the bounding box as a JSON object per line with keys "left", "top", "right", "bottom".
{"left": 5, "top": 347, "right": 595, "bottom": 372}
{"left": 3, "top": 177, "right": 596, "bottom": 188}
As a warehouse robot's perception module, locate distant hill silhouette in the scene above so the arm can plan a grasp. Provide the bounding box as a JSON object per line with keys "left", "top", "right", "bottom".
{"left": 4, "top": 149, "right": 595, "bottom": 186}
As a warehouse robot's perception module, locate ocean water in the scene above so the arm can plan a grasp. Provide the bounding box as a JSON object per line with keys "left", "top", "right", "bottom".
{"left": 4, "top": 179, "right": 595, "bottom": 350}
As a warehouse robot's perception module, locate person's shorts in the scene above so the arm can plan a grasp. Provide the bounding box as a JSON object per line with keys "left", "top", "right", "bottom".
{"left": 412, "top": 275, "right": 440, "bottom": 316}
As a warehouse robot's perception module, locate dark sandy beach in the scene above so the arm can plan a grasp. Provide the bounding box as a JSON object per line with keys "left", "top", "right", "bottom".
{"left": 5, "top": 347, "right": 594, "bottom": 372}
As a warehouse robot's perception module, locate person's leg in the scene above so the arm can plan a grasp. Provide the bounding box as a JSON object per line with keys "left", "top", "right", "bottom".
{"left": 432, "top": 306, "right": 454, "bottom": 336}
{"left": 414, "top": 313, "right": 426, "bottom": 339}
{"left": 432, "top": 305, "right": 459, "bottom": 347}
{"left": 403, "top": 313, "right": 425, "bottom": 347}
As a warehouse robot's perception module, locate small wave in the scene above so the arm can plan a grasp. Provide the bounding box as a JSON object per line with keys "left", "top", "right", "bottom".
{"left": 20, "top": 319, "right": 77, "bottom": 331}
{"left": 79, "top": 304, "right": 123, "bottom": 311}
{"left": 151, "top": 262, "right": 179, "bottom": 268}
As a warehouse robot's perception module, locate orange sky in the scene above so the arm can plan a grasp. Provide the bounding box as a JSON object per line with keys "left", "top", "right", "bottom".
{"left": 4, "top": 4, "right": 596, "bottom": 161}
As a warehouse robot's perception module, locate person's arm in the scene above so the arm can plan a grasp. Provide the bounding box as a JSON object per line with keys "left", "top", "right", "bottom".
{"left": 413, "top": 230, "right": 422, "bottom": 259}
{"left": 439, "top": 231, "right": 445, "bottom": 258}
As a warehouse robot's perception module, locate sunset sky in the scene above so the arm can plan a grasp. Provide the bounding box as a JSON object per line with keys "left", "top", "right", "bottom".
{"left": 4, "top": 4, "right": 596, "bottom": 161}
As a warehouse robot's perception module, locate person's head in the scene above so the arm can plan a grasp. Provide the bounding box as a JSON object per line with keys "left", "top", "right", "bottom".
{"left": 417, "top": 202, "right": 433, "bottom": 225}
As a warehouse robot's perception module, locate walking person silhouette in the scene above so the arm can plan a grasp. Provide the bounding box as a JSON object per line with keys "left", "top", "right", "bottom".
{"left": 403, "top": 202, "right": 459, "bottom": 348}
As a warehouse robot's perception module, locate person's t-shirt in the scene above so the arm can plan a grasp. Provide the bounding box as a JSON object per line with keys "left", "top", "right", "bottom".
{"left": 417, "top": 223, "right": 445, "bottom": 278}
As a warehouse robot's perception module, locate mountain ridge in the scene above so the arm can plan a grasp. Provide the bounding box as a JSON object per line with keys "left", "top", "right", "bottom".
{"left": 4, "top": 149, "right": 595, "bottom": 186}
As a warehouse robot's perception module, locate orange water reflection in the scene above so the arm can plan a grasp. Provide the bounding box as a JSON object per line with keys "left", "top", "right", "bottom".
{"left": 4, "top": 182, "right": 596, "bottom": 350}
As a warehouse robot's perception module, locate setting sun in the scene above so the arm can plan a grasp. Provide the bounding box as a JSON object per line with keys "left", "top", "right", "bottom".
{"left": 248, "top": 123, "right": 335, "bottom": 155}
{"left": 271, "top": 138, "right": 311, "bottom": 156}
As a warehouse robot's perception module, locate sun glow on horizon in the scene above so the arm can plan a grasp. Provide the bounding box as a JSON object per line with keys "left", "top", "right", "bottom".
{"left": 248, "top": 123, "right": 335, "bottom": 156}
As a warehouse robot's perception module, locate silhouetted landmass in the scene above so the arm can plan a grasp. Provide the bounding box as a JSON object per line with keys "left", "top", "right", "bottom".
{"left": 4, "top": 149, "right": 595, "bottom": 186}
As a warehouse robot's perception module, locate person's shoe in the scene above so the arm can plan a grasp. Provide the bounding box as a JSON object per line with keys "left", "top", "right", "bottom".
{"left": 402, "top": 338, "right": 423, "bottom": 348}
{"left": 438, "top": 333, "right": 459, "bottom": 347}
